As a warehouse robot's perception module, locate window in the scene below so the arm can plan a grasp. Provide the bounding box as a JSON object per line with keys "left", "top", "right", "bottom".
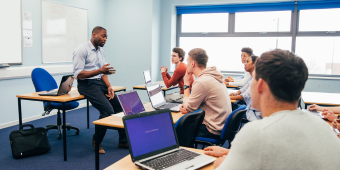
{"left": 182, "top": 13, "right": 229, "bottom": 32}
{"left": 176, "top": 2, "right": 340, "bottom": 77}
{"left": 235, "top": 11, "right": 291, "bottom": 32}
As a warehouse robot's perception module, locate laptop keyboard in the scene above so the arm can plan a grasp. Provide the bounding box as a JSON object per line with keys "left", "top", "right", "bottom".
{"left": 141, "top": 149, "right": 200, "bottom": 170}
{"left": 158, "top": 103, "right": 180, "bottom": 109}
{"left": 310, "top": 110, "right": 324, "bottom": 119}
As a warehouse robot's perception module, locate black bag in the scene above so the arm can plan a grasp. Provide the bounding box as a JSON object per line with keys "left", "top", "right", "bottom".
{"left": 9, "top": 124, "right": 51, "bottom": 158}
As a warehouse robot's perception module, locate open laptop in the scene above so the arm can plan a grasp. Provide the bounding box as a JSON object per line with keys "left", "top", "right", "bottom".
{"left": 145, "top": 82, "right": 181, "bottom": 112}
{"left": 116, "top": 90, "right": 146, "bottom": 116}
{"left": 123, "top": 109, "right": 215, "bottom": 170}
{"left": 38, "top": 75, "right": 74, "bottom": 96}
{"left": 143, "top": 70, "right": 165, "bottom": 88}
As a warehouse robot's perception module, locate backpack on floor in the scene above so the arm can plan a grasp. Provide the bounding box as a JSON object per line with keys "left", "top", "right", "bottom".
{"left": 9, "top": 124, "right": 51, "bottom": 158}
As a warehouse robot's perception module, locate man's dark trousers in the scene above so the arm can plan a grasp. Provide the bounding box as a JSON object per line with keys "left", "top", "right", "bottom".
{"left": 77, "top": 79, "right": 127, "bottom": 144}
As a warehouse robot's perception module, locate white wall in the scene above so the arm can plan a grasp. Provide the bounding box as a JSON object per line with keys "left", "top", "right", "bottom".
{"left": 158, "top": 0, "right": 340, "bottom": 93}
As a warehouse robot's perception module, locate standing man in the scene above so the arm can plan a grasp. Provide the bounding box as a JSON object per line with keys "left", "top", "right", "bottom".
{"left": 73, "top": 26, "right": 127, "bottom": 154}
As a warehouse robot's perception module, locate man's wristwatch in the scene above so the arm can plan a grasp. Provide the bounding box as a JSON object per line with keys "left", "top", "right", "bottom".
{"left": 183, "top": 85, "right": 190, "bottom": 90}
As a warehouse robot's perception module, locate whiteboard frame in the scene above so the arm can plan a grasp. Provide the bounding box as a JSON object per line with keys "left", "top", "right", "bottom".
{"left": 8, "top": 0, "right": 23, "bottom": 65}
{"left": 41, "top": 0, "right": 89, "bottom": 64}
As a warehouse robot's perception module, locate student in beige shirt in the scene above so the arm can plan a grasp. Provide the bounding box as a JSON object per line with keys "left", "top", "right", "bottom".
{"left": 179, "top": 48, "right": 232, "bottom": 139}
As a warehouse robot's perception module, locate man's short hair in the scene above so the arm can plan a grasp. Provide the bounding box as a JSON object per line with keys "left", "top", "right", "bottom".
{"left": 241, "top": 47, "right": 253, "bottom": 56}
{"left": 250, "top": 55, "right": 259, "bottom": 64}
{"left": 188, "top": 48, "right": 209, "bottom": 68}
{"left": 255, "top": 49, "right": 308, "bottom": 103}
{"left": 172, "top": 47, "right": 185, "bottom": 62}
{"left": 92, "top": 26, "right": 106, "bottom": 34}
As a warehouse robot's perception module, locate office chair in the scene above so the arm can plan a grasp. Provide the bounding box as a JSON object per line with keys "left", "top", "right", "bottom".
{"left": 31, "top": 68, "right": 80, "bottom": 139}
{"left": 174, "top": 109, "right": 205, "bottom": 148}
{"left": 195, "top": 105, "right": 247, "bottom": 149}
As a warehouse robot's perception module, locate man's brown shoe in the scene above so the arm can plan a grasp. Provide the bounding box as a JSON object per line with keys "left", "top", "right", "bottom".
{"left": 92, "top": 139, "right": 105, "bottom": 154}
{"left": 118, "top": 142, "right": 129, "bottom": 149}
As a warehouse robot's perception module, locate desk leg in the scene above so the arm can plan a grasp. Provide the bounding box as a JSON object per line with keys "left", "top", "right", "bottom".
{"left": 305, "top": 104, "right": 307, "bottom": 110}
{"left": 87, "top": 99, "right": 89, "bottom": 129}
{"left": 95, "top": 125, "right": 99, "bottom": 170}
{"left": 62, "top": 103, "right": 67, "bottom": 161}
{"left": 18, "top": 98, "right": 22, "bottom": 127}
{"left": 163, "top": 90, "right": 166, "bottom": 96}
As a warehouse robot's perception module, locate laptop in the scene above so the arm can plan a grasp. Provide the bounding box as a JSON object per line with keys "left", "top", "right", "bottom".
{"left": 38, "top": 75, "right": 74, "bottom": 96}
{"left": 143, "top": 70, "right": 165, "bottom": 88}
{"left": 123, "top": 109, "right": 215, "bottom": 170}
{"left": 145, "top": 82, "right": 181, "bottom": 112}
{"left": 116, "top": 90, "right": 146, "bottom": 116}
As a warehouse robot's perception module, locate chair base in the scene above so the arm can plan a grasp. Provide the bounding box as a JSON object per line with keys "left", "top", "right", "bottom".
{"left": 46, "top": 123, "right": 80, "bottom": 140}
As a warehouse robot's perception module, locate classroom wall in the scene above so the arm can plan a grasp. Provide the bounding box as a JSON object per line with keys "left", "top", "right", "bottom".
{"left": 158, "top": 0, "right": 340, "bottom": 93}
{"left": 0, "top": 0, "right": 106, "bottom": 126}
{"left": 104, "top": 0, "right": 161, "bottom": 102}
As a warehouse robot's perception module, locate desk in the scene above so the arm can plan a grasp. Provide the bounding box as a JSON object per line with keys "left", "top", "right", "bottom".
{"left": 104, "top": 147, "right": 217, "bottom": 170}
{"left": 93, "top": 102, "right": 185, "bottom": 170}
{"left": 16, "top": 86, "right": 126, "bottom": 161}
{"left": 133, "top": 81, "right": 179, "bottom": 96}
{"left": 301, "top": 92, "right": 340, "bottom": 109}
{"left": 226, "top": 85, "right": 238, "bottom": 88}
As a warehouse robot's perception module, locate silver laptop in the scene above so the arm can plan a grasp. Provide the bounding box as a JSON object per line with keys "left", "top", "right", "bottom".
{"left": 146, "top": 82, "right": 181, "bottom": 112}
{"left": 123, "top": 109, "right": 215, "bottom": 170}
{"left": 116, "top": 90, "right": 146, "bottom": 116}
{"left": 38, "top": 75, "right": 74, "bottom": 96}
{"left": 143, "top": 70, "right": 165, "bottom": 87}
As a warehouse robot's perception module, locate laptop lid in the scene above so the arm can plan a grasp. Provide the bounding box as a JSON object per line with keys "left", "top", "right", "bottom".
{"left": 123, "top": 109, "right": 179, "bottom": 162}
{"left": 116, "top": 90, "right": 146, "bottom": 115}
{"left": 145, "top": 83, "right": 166, "bottom": 108}
{"left": 57, "top": 75, "right": 74, "bottom": 95}
{"left": 143, "top": 70, "right": 152, "bottom": 84}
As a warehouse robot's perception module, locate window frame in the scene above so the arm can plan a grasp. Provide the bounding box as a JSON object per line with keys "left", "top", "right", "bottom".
{"left": 176, "top": 3, "right": 340, "bottom": 78}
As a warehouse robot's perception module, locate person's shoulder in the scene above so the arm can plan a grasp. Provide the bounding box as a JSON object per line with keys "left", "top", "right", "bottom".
{"left": 175, "top": 63, "right": 187, "bottom": 72}
{"left": 74, "top": 41, "right": 89, "bottom": 53}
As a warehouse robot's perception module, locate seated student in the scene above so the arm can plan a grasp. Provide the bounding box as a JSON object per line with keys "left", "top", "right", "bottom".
{"left": 224, "top": 47, "right": 253, "bottom": 86}
{"left": 333, "top": 119, "right": 340, "bottom": 131}
{"left": 160, "top": 47, "right": 194, "bottom": 103}
{"left": 229, "top": 55, "right": 262, "bottom": 121}
{"left": 179, "top": 48, "right": 232, "bottom": 139}
{"left": 204, "top": 49, "right": 340, "bottom": 170}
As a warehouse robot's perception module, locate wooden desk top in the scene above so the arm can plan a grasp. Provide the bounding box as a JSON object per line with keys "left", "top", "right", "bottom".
{"left": 104, "top": 147, "right": 217, "bottom": 170}
{"left": 226, "top": 85, "right": 238, "bottom": 88}
{"left": 301, "top": 92, "right": 340, "bottom": 106}
{"left": 16, "top": 86, "right": 127, "bottom": 102}
{"left": 133, "top": 81, "right": 178, "bottom": 91}
{"left": 93, "top": 103, "right": 185, "bottom": 128}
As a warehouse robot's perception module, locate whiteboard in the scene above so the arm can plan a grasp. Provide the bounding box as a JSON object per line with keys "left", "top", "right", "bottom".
{"left": 0, "top": 0, "right": 22, "bottom": 64}
{"left": 41, "top": 1, "right": 88, "bottom": 63}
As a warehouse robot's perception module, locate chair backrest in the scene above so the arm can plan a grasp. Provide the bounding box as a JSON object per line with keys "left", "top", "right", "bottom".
{"left": 31, "top": 68, "right": 58, "bottom": 92}
{"left": 175, "top": 109, "right": 205, "bottom": 147}
{"left": 220, "top": 105, "right": 247, "bottom": 141}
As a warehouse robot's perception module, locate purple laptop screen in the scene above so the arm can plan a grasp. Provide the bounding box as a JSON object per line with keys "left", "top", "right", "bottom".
{"left": 125, "top": 112, "right": 177, "bottom": 157}
{"left": 118, "top": 91, "right": 145, "bottom": 115}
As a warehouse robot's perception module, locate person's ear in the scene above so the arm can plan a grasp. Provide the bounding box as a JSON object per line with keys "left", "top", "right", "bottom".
{"left": 257, "top": 78, "right": 264, "bottom": 94}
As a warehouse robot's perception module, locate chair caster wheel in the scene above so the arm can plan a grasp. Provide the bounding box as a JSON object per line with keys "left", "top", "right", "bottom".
{"left": 76, "top": 131, "right": 80, "bottom": 135}
{"left": 67, "top": 128, "right": 70, "bottom": 131}
{"left": 57, "top": 134, "right": 62, "bottom": 140}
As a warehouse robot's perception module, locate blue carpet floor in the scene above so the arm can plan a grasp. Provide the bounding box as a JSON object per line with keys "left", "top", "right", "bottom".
{"left": 0, "top": 106, "right": 229, "bottom": 170}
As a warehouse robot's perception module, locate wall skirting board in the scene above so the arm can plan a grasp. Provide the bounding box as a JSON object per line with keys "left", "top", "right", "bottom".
{"left": 0, "top": 65, "right": 73, "bottom": 80}
{"left": 0, "top": 103, "right": 89, "bottom": 130}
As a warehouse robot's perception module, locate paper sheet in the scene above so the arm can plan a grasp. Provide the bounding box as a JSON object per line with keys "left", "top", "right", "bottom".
{"left": 23, "top": 11, "right": 32, "bottom": 29}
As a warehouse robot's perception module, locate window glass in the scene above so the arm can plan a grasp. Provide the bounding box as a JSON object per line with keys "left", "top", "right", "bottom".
{"left": 181, "top": 13, "right": 229, "bottom": 32}
{"left": 177, "top": 37, "right": 291, "bottom": 72}
{"left": 299, "top": 8, "right": 340, "bottom": 31}
{"left": 235, "top": 11, "right": 291, "bottom": 32}
{"left": 295, "top": 37, "right": 340, "bottom": 75}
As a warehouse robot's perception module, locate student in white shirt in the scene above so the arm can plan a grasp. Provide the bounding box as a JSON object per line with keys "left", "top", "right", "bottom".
{"left": 230, "top": 55, "right": 262, "bottom": 121}
{"left": 204, "top": 49, "right": 340, "bottom": 170}
{"left": 224, "top": 47, "right": 253, "bottom": 87}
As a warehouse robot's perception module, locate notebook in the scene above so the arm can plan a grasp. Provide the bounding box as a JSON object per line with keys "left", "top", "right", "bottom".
{"left": 38, "top": 75, "right": 74, "bottom": 96}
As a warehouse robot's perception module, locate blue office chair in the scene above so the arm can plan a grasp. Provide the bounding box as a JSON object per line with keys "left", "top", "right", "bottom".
{"left": 195, "top": 105, "right": 247, "bottom": 149}
{"left": 174, "top": 109, "right": 205, "bottom": 147}
{"left": 31, "top": 68, "right": 80, "bottom": 140}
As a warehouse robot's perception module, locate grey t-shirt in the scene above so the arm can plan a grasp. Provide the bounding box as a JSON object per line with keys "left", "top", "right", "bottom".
{"left": 217, "top": 109, "right": 340, "bottom": 170}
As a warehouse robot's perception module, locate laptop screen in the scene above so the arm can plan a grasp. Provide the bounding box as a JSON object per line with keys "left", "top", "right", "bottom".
{"left": 144, "top": 70, "right": 151, "bottom": 84}
{"left": 146, "top": 84, "right": 164, "bottom": 107}
{"left": 125, "top": 112, "right": 177, "bottom": 157}
{"left": 117, "top": 91, "right": 145, "bottom": 115}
